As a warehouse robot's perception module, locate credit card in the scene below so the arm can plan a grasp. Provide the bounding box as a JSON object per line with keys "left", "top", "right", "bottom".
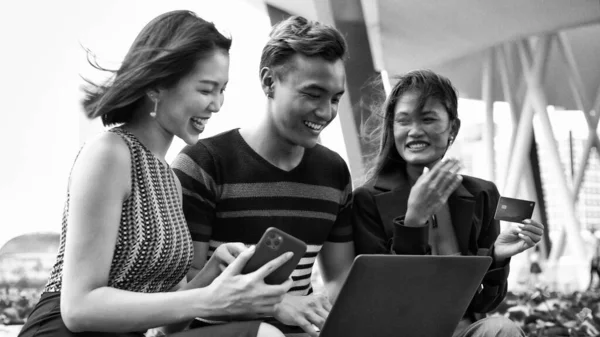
{"left": 494, "top": 196, "right": 535, "bottom": 223}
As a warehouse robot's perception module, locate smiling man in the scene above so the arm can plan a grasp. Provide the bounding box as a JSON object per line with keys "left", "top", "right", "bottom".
{"left": 172, "top": 16, "right": 355, "bottom": 337}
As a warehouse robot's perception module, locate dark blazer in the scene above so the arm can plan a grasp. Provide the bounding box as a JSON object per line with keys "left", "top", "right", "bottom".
{"left": 351, "top": 169, "right": 510, "bottom": 315}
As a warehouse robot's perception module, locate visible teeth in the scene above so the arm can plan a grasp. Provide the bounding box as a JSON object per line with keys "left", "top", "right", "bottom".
{"left": 191, "top": 117, "right": 208, "bottom": 124}
{"left": 304, "top": 121, "right": 324, "bottom": 131}
{"left": 191, "top": 117, "right": 208, "bottom": 131}
{"left": 407, "top": 143, "right": 428, "bottom": 149}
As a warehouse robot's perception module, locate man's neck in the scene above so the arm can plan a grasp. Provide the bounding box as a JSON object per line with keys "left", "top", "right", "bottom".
{"left": 239, "top": 121, "right": 305, "bottom": 172}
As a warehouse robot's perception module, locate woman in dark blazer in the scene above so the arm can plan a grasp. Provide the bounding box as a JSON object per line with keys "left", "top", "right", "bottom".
{"left": 352, "top": 70, "right": 544, "bottom": 337}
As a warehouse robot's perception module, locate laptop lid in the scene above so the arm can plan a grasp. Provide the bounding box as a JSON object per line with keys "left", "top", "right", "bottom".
{"left": 319, "top": 254, "right": 493, "bottom": 337}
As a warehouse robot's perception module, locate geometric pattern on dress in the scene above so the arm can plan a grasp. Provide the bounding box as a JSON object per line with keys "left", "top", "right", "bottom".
{"left": 44, "top": 127, "right": 194, "bottom": 294}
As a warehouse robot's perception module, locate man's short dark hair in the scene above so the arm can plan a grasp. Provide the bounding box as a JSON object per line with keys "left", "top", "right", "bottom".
{"left": 259, "top": 16, "right": 347, "bottom": 79}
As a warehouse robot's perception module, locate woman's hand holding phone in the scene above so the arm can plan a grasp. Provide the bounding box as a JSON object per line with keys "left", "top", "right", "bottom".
{"left": 204, "top": 245, "right": 294, "bottom": 318}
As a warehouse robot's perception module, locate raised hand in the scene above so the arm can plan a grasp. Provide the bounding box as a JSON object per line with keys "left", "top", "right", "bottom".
{"left": 404, "top": 158, "right": 463, "bottom": 227}
{"left": 205, "top": 246, "right": 294, "bottom": 317}
{"left": 273, "top": 292, "right": 332, "bottom": 337}
{"left": 494, "top": 219, "right": 545, "bottom": 260}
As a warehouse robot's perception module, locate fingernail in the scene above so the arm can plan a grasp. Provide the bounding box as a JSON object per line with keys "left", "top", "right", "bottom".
{"left": 285, "top": 252, "right": 294, "bottom": 258}
{"left": 248, "top": 246, "right": 256, "bottom": 252}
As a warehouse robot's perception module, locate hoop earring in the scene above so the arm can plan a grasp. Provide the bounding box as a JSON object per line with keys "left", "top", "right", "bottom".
{"left": 149, "top": 97, "right": 158, "bottom": 118}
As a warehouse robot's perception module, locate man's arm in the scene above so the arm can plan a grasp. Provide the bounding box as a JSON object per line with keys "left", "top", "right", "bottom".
{"left": 318, "top": 158, "right": 355, "bottom": 303}
{"left": 186, "top": 242, "right": 210, "bottom": 283}
{"left": 317, "top": 241, "right": 354, "bottom": 303}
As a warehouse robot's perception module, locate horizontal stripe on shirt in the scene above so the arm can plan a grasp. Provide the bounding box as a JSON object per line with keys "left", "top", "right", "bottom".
{"left": 216, "top": 210, "right": 337, "bottom": 221}
{"left": 220, "top": 182, "right": 343, "bottom": 203}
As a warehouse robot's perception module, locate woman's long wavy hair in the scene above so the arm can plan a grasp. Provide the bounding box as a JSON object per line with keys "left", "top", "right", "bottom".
{"left": 82, "top": 10, "right": 232, "bottom": 126}
{"left": 361, "top": 70, "right": 460, "bottom": 184}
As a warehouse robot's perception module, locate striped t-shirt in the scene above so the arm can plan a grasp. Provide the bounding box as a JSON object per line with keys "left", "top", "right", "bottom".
{"left": 172, "top": 129, "right": 353, "bottom": 295}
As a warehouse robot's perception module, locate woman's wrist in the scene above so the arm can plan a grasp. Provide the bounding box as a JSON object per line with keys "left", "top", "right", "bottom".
{"left": 403, "top": 210, "right": 429, "bottom": 227}
{"left": 492, "top": 249, "right": 508, "bottom": 267}
{"left": 189, "top": 286, "right": 226, "bottom": 318}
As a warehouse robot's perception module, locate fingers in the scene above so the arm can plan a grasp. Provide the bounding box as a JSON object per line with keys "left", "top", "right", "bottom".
{"left": 518, "top": 223, "right": 544, "bottom": 237}
{"left": 517, "top": 232, "right": 537, "bottom": 247}
{"left": 518, "top": 220, "right": 544, "bottom": 246}
{"left": 306, "top": 310, "right": 327, "bottom": 330}
{"left": 446, "top": 158, "right": 462, "bottom": 174}
{"left": 280, "top": 277, "right": 294, "bottom": 293}
{"left": 253, "top": 251, "right": 293, "bottom": 280}
{"left": 439, "top": 174, "right": 463, "bottom": 200}
{"left": 214, "top": 243, "right": 252, "bottom": 272}
{"left": 260, "top": 283, "right": 291, "bottom": 300}
{"left": 427, "top": 159, "right": 462, "bottom": 196}
{"left": 501, "top": 224, "right": 541, "bottom": 246}
{"left": 319, "top": 294, "right": 332, "bottom": 312}
{"left": 215, "top": 242, "right": 247, "bottom": 265}
{"left": 305, "top": 294, "right": 331, "bottom": 329}
{"left": 299, "top": 296, "right": 331, "bottom": 335}
{"left": 222, "top": 246, "right": 256, "bottom": 276}
{"left": 311, "top": 293, "right": 332, "bottom": 312}
{"left": 505, "top": 224, "right": 521, "bottom": 236}
{"left": 428, "top": 158, "right": 461, "bottom": 181}
{"left": 296, "top": 318, "right": 319, "bottom": 337}
{"left": 226, "top": 242, "right": 248, "bottom": 258}
{"left": 513, "top": 222, "right": 539, "bottom": 246}
{"left": 522, "top": 219, "right": 545, "bottom": 232}
{"left": 251, "top": 279, "right": 292, "bottom": 306}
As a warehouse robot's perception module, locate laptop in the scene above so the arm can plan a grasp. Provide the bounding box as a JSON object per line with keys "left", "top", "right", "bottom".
{"left": 318, "top": 255, "right": 493, "bottom": 337}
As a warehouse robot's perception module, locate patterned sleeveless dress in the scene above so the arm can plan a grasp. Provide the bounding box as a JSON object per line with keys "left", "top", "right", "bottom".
{"left": 43, "top": 127, "right": 194, "bottom": 293}
{"left": 20, "top": 128, "right": 261, "bottom": 337}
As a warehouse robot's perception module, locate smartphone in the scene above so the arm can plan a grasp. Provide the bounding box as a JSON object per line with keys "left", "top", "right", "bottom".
{"left": 241, "top": 227, "right": 307, "bottom": 285}
{"left": 494, "top": 196, "right": 536, "bottom": 223}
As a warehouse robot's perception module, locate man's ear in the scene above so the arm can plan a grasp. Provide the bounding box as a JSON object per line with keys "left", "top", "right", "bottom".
{"left": 260, "top": 67, "right": 275, "bottom": 98}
